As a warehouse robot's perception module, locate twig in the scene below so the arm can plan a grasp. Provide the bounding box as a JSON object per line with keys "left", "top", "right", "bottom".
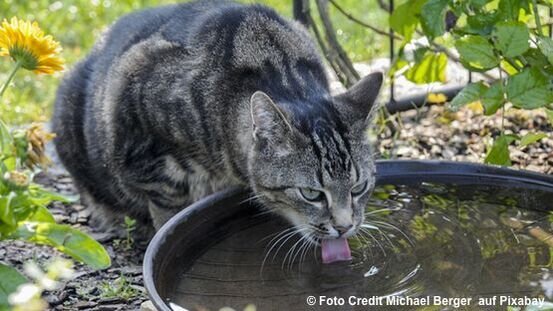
{"left": 502, "top": 216, "right": 553, "bottom": 248}
{"left": 301, "top": 0, "right": 348, "bottom": 85}
{"left": 328, "top": 0, "right": 401, "bottom": 39}
{"left": 499, "top": 69, "right": 505, "bottom": 135}
{"left": 532, "top": 0, "right": 545, "bottom": 37}
{"left": 315, "top": 0, "right": 360, "bottom": 86}
{"left": 292, "top": 0, "right": 309, "bottom": 26}
{"left": 376, "top": 0, "right": 391, "bottom": 12}
{"left": 427, "top": 40, "right": 500, "bottom": 81}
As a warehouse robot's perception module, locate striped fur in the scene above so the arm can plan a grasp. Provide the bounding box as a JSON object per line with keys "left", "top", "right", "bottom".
{"left": 53, "top": 0, "right": 382, "bottom": 238}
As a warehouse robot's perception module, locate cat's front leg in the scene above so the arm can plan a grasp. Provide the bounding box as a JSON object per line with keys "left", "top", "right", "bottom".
{"left": 121, "top": 153, "right": 194, "bottom": 230}
{"left": 148, "top": 202, "right": 182, "bottom": 230}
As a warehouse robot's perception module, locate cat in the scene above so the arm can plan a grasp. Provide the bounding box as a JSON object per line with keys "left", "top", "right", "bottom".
{"left": 52, "top": 0, "right": 382, "bottom": 242}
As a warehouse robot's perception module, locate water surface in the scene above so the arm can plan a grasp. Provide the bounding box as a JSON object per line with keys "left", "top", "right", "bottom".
{"left": 169, "top": 183, "right": 553, "bottom": 310}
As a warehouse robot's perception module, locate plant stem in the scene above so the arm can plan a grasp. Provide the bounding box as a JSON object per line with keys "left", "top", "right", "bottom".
{"left": 532, "top": 0, "right": 544, "bottom": 37}
{"left": 498, "top": 66, "right": 506, "bottom": 135}
{"left": 0, "top": 60, "right": 22, "bottom": 100}
{"left": 501, "top": 103, "right": 505, "bottom": 135}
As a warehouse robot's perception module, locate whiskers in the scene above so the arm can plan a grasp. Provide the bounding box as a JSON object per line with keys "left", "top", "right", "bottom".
{"left": 357, "top": 214, "right": 414, "bottom": 257}
{"left": 239, "top": 192, "right": 267, "bottom": 206}
{"left": 241, "top": 193, "right": 282, "bottom": 219}
{"left": 259, "top": 224, "right": 319, "bottom": 275}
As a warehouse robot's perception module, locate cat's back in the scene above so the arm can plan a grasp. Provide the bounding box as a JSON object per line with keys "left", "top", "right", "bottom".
{"left": 87, "top": 0, "right": 321, "bottom": 93}
{"left": 53, "top": 0, "right": 331, "bottom": 228}
{"left": 90, "top": 1, "right": 233, "bottom": 74}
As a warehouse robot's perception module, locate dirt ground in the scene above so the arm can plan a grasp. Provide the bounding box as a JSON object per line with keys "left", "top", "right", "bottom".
{"left": 376, "top": 104, "right": 553, "bottom": 174}
{"left": 0, "top": 169, "right": 149, "bottom": 310}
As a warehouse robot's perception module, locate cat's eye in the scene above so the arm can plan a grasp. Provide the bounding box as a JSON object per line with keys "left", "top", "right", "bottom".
{"left": 298, "top": 187, "right": 325, "bottom": 202}
{"left": 351, "top": 180, "right": 369, "bottom": 196}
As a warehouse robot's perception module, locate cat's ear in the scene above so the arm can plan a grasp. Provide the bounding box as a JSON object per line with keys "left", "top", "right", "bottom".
{"left": 250, "top": 91, "right": 294, "bottom": 148}
{"left": 334, "top": 72, "right": 383, "bottom": 124}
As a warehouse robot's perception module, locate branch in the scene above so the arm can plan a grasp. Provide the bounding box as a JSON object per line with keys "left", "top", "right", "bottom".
{"left": 376, "top": 0, "right": 391, "bottom": 12}
{"left": 415, "top": 30, "right": 500, "bottom": 81}
{"left": 532, "top": 0, "right": 545, "bottom": 37}
{"left": 315, "top": 0, "right": 360, "bottom": 86}
{"left": 328, "top": 0, "right": 401, "bottom": 39}
{"left": 292, "top": 0, "right": 310, "bottom": 26}
{"left": 429, "top": 43, "right": 499, "bottom": 81}
{"left": 301, "top": 0, "right": 349, "bottom": 85}
{"left": 530, "top": 21, "right": 553, "bottom": 29}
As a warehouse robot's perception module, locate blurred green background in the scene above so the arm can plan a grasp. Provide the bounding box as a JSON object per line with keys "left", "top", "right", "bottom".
{"left": 0, "top": 0, "right": 389, "bottom": 124}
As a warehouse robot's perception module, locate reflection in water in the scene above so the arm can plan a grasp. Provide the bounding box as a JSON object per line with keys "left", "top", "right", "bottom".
{"left": 171, "top": 183, "right": 553, "bottom": 310}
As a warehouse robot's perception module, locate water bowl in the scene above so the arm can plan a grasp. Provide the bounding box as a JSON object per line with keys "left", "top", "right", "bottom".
{"left": 144, "top": 160, "right": 553, "bottom": 310}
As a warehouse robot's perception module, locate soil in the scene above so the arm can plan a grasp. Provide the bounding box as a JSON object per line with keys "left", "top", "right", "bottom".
{"left": 0, "top": 169, "right": 149, "bottom": 310}
{"left": 0, "top": 99, "right": 551, "bottom": 311}
{"left": 376, "top": 104, "right": 553, "bottom": 174}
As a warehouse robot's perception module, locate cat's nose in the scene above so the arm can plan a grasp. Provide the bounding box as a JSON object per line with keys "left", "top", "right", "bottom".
{"left": 334, "top": 224, "right": 353, "bottom": 236}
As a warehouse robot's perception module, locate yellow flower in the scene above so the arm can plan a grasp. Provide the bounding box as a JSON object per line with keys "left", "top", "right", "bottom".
{"left": 0, "top": 17, "right": 64, "bottom": 74}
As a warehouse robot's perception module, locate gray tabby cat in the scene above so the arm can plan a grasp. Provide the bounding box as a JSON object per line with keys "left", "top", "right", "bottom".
{"left": 52, "top": 0, "right": 382, "bottom": 241}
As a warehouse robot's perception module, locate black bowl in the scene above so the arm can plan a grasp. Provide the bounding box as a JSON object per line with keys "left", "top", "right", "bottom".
{"left": 143, "top": 160, "right": 553, "bottom": 310}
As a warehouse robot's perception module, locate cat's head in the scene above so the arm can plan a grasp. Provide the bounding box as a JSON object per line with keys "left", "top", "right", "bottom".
{"left": 248, "top": 72, "right": 382, "bottom": 241}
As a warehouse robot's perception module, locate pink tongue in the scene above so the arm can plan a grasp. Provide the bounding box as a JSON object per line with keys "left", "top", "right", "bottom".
{"left": 321, "top": 238, "right": 352, "bottom": 264}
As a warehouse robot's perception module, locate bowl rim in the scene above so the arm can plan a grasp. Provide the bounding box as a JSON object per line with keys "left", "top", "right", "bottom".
{"left": 143, "top": 186, "right": 244, "bottom": 311}
{"left": 143, "top": 159, "right": 553, "bottom": 310}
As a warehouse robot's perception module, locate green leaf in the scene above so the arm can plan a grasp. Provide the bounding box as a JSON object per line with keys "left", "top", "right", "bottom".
{"left": 405, "top": 52, "right": 447, "bottom": 84}
{"left": 420, "top": 0, "right": 451, "bottom": 39}
{"left": 498, "top": 0, "right": 523, "bottom": 21}
{"left": 389, "top": 58, "right": 409, "bottom": 76}
{"left": 389, "top": 0, "right": 426, "bottom": 42}
{"left": 492, "top": 21, "right": 529, "bottom": 58}
{"left": 500, "top": 60, "right": 521, "bottom": 75}
{"left": 538, "top": 37, "right": 553, "bottom": 66}
{"left": 1, "top": 157, "right": 16, "bottom": 173}
{"left": 0, "top": 120, "right": 14, "bottom": 158}
{"left": 0, "top": 193, "right": 17, "bottom": 236}
{"left": 413, "top": 47, "right": 430, "bottom": 63}
{"left": 455, "top": 36, "right": 499, "bottom": 71}
{"left": 0, "top": 263, "right": 28, "bottom": 310}
{"left": 519, "top": 132, "right": 547, "bottom": 148}
{"left": 464, "top": 12, "right": 499, "bottom": 36}
{"left": 124, "top": 216, "right": 136, "bottom": 227}
{"left": 8, "top": 192, "right": 35, "bottom": 224}
{"left": 522, "top": 48, "right": 551, "bottom": 71}
{"left": 482, "top": 82, "right": 504, "bottom": 115}
{"left": 506, "top": 68, "right": 553, "bottom": 109}
{"left": 27, "top": 205, "right": 55, "bottom": 223}
{"left": 449, "top": 82, "right": 487, "bottom": 111}
{"left": 485, "top": 134, "right": 518, "bottom": 166}
{"left": 27, "top": 185, "right": 78, "bottom": 206}
{"left": 12, "top": 222, "right": 111, "bottom": 269}
{"left": 468, "top": 0, "right": 492, "bottom": 6}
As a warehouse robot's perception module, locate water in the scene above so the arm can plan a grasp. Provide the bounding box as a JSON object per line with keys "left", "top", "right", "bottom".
{"left": 169, "top": 183, "right": 553, "bottom": 310}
